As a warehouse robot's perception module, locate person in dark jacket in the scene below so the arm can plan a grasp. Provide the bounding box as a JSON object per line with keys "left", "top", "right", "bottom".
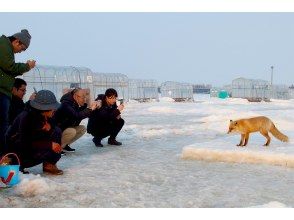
{"left": 53, "top": 88, "right": 100, "bottom": 152}
{"left": 9, "top": 78, "right": 36, "bottom": 125}
{"left": 0, "top": 29, "right": 36, "bottom": 155}
{"left": 6, "top": 90, "right": 63, "bottom": 175}
{"left": 87, "top": 88, "right": 125, "bottom": 147}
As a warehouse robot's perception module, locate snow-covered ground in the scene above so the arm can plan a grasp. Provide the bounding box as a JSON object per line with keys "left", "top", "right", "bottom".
{"left": 1, "top": 94, "right": 294, "bottom": 207}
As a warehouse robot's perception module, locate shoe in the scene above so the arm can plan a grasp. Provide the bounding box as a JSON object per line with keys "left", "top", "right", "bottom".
{"left": 61, "top": 151, "right": 66, "bottom": 156}
{"left": 43, "top": 162, "right": 63, "bottom": 175}
{"left": 92, "top": 137, "right": 103, "bottom": 147}
{"left": 64, "top": 145, "right": 75, "bottom": 152}
{"left": 108, "top": 138, "right": 122, "bottom": 146}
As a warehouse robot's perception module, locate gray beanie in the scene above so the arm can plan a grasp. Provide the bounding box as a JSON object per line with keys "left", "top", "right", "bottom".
{"left": 13, "top": 29, "right": 31, "bottom": 49}
{"left": 30, "top": 90, "right": 60, "bottom": 111}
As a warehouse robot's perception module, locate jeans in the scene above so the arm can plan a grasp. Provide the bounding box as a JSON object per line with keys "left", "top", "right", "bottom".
{"left": 0, "top": 93, "right": 10, "bottom": 155}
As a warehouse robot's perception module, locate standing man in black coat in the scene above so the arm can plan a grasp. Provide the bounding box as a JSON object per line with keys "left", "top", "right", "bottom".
{"left": 53, "top": 88, "right": 100, "bottom": 152}
{"left": 87, "top": 88, "right": 125, "bottom": 147}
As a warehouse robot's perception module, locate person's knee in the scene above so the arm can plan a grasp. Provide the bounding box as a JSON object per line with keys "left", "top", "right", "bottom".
{"left": 62, "top": 128, "right": 77, "bottom": 138}
{"left": 77, "top": 125, "right": 86, "bottom": 135}
{"left": 61, "top": 128, "right": 77, "bottom": 145}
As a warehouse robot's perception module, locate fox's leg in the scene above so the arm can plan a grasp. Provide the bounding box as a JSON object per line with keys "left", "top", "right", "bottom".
{"left": 237, "top": 134, "right": 245, "bottom": 146}
{"left": 260, "top": 131, "right": 271, "bottom": 146}
{"left": 243, "top": 133, "right": 250, "bottom": 146}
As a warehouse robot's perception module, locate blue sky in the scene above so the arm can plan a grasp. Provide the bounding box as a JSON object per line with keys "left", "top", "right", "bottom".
{"left": 1, "top": 13, "right": 294, "bottom": 86}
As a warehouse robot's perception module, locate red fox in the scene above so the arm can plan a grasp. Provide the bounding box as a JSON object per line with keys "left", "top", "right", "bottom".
{"left": 227, "top": 116, "right": 289, "bottom": 147}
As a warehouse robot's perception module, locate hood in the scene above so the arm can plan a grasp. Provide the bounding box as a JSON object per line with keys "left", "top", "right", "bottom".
{"left": 60, "top": 91, "right": 75, "bottom": 104}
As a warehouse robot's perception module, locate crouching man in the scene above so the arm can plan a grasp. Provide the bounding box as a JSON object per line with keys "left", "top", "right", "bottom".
{"left": 53, "top": 88, "right": 100, "bottom": 153}
{"left": 6, "top": 90, "right": 63, "bottom": 175}
{"left": 87, "top": 88, "right": 125, "bottom": 147}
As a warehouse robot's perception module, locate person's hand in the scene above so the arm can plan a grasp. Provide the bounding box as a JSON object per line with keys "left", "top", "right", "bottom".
{"left": 89, "top": 101, "right": 101, "bottom": 110}
{"left": 117, "top": 104, "right": 124, "bottom": 112}
{"left": 96, "top": 100, "right": 102, "bottom": 109}
{"left": 116, "top": 115, "right": 121, "bottom": 120}
{"left": 52, "top": 142, "right": 62, "bottom": 153}
{"left": 29, "top": 92, "right": 36, "bottom": 100}
{"left": 26, "top": 60, "right": 36, "bottom": 69}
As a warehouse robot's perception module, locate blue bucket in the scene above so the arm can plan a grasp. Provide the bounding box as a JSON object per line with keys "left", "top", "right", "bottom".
{"left": 0, "top": 153, "right": 20, "bottom": 187}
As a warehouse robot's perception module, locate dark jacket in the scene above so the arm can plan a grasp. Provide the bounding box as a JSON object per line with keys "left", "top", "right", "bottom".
{"left": 6, "top": 106, "right": 58, "bottom": 157}
{"left": 87, "top": 94, "right": 121, "bottom": 134}
{"left": 9, "top": 95, "right": 25, "bottom": 125}
{"left": 0, "top": 35, "right": 30, "bottom": 98}
{"left": 53, "top": 92, "right": 92, "bottom": 131}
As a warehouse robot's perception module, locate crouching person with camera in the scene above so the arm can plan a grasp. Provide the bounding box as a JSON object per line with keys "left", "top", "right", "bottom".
{"left": 87, "top": 88, "right": 125, "bottom": 147}
{"left": 6, "top": 90, "right": 63, "bottom": 175}
{"left": 53, "top": 88, "right": 100, "bottom": 154}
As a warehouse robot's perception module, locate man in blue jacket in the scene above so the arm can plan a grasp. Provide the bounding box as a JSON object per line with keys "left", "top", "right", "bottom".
{"left": 0, "top": 29, "right": 36, "bottom": 154}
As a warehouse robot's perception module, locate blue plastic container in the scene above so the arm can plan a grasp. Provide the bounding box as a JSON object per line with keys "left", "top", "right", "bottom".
{"left": 0, "top": 153, "right": 20, "bottom": 187}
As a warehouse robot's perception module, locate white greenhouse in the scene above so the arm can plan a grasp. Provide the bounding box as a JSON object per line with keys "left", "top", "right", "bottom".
{"left": 91, "top": 73, "right": 129, "bottom": 101}
{"left": 160, "top": 81, "right": 194, "bottom": 102}
{"left": 271, "top": 85, "right": 291, "bottom": 100}
{"left": 128, "top": 79, "right": 159, "bottom": 102}
{"left": 231, "top": 77, "right": 271, "bottom": 101}
{"left": 20, "top": 65, "right": 94, "bottom": 102}
{"left": 289, "top": 85, "right": 294, "bottom": 99}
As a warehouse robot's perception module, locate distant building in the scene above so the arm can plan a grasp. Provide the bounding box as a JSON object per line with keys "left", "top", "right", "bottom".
{"left": 192, "top": 84, "right": 212, "bottom": 94}
{"left": 160, "top": 81, "right": 194, "bottom": 102}
{"left": 271, "top": 85, "right": 290, "bottom": 100}
{"left": 289, "top": 85, "right": 294, "bottom": 99}
{"left": 231, "top": 77, "right": 271, "bottom": 101}
{"left": 231, "top": 77, "right": 293, "bottom": 101}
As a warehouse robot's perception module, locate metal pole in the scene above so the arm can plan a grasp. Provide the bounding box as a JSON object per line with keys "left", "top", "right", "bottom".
{"left": 271, "top": 66, "right": 274, "bottom": 99}
{"left": 271, "top": 66, "right": 274, "bottom": 86}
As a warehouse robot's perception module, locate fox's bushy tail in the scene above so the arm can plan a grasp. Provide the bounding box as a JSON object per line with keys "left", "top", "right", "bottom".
{"left": 270, "top": 125, "right": 289, "bottom": 142}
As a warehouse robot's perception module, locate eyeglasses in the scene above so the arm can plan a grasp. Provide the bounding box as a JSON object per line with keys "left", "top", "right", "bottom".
{"left": 76, "top": 94, "right": 86, "bottom": 99}
{"left": 18, "top": 88, "right": 27, "bottom": 92}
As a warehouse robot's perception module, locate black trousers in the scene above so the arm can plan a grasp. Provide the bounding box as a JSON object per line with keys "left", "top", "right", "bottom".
{"left": 21, "top": 127, "right": 62, "bottom": 169}
{"left": 0, "top": 93, "right": 10, "bottom": 155}
{"left": 92, "top": 118, "right": 124, "bottom": 140}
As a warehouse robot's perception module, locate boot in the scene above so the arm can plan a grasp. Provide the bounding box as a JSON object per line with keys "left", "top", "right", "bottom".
{"left": 92, "top": 137, "right": 103, "bottom": 147}
{"left": 43, "top": 162, "right": 63, "bottom": 175}
{"left": 108, "top": 138, "right": 122, "bottom": 146}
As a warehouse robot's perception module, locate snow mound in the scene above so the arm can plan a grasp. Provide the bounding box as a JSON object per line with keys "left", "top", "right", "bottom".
{"left": 182, "top": 147, "right": 294, "bottom": 168}
{"left": 147, "top": 106, "right": 176, "bottom": 113}
{"left": 15, "top": 174, "right": 57, "bottom": 197}
{"left": 159, "top": 97, "right": 175, "bottom": 102}
{"left": 250, "top": 201, "right": 290, "bottom": 208}
{"left": 128, "top": 99, "right": 139, "bottom": 104}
